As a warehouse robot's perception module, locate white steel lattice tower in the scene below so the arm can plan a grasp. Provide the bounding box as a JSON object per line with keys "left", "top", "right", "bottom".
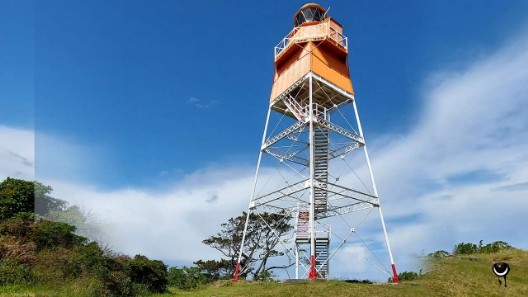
{"left": 233, "top": 3, "right": 399, "bottom": 282}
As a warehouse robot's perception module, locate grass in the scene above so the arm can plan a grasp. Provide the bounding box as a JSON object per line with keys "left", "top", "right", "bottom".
{"left": 155, "top": 249, "right": 528, "bottom": 297}
{"left": 0, "top": 278, "right": 105, "bottom": 297}
{"left": 1, "top": 249, "right": 527, "bottom": 296}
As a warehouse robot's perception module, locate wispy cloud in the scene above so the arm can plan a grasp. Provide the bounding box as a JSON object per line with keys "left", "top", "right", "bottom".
{"left": 369, "top": 26, "right": 528, "bottom": 260}
{"left": 188, "top": 97, "right": 199, "bottom": 103}
{"left": 0, "top": 126, "right": 34, "bottom": 180}
{"left": 491, "top": 181, "right": 528, "bottom": 192}
{"left": 187, "top": 97, "right": 219, "bottom": 109}
{"left": 45, "top": 166, "right": 254, "bottom": 263}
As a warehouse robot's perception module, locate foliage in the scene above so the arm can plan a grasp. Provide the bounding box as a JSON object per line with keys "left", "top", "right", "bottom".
{"left": 397, "top": 270, "right": 422, "bottom": 281}
{"left": 427, "top": 250, "right": 449, "bottom": 259}
{"left": 0, "top": 177, "right": 170, "bottom": 296}
{"left": 32, "top": 220, "right": 87, "bottom": 250}
{"left": 168, "top": 266, "right": 207, "bottom": 290}
{"left": 258, "top": 269, "right": 274, "bottom": 282}
{"left": 0, "top": 178, "right": 66, "bottom": 220}
{"left": 194, "top": 259, "right": 231, "bottom": 281}
{"left": 151, "top": 249, "right": 528, "bottom": 297}
{"left": 126, "top": 254, "right": 168, "bottom": 293}
{"left": 0, "top": 215, "right": 33, "bottom": 241}
{"left": 0, "top": 260, "right": 33, "bottom": 285}
{"left": 0, "top": 178, "right": 36, "bottom": 220}
{"left": 478, "top": 240, "right": 511, "bottom": 253}
{"left": 453, "top": 242, "right": 479, "bottom": 255}
{"left": 0, "top": 235, "right": 36, "bottom": 264}
{"left": 453, "top": 240, "right": 511, "bottom": 255}
{"left": 202, "top": 211, "right": 293, "bottom": 280}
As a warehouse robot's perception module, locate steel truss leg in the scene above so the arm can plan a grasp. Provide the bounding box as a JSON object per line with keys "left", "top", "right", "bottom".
{"left": 233, "top": 106, "right": 272, "bottom": 281}
{"left": 352, "top": 99, "right": 399, "bottom": 283}
{"left": 308, "top": 73, "right": 318, "bottom": 279}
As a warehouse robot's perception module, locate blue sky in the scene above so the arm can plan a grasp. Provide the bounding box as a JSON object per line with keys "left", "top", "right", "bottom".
{"left": 2, "top": 0, "right": 528, "bottom": 280}
{"left": 2, "top": 0, "right": 527, "bottom": 188}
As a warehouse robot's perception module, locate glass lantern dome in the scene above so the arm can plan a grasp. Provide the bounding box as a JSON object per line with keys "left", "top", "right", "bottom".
{"left": 293, "top": 3, "right": 326, "bottom": 27}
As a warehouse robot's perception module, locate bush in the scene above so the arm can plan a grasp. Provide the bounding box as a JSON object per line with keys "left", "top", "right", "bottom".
{"left": 0, "top": 213, "right": 33, "bottom": 238}
{"left": 168, "top": 266, "right": 206, "bottom": 290}
{"left": 453, "top": 240, "right": 512, "bottom": 255}
{"left": 453, "top": 242, "right": 479, "bottom": 255}
{"left": 0, "top": 260, "right": 33, "bottom": 285}
{"left": 0, "top": 178, "right": 35, "bottom": 220}
{"left": 71, "top": 242, "right": 109, "bottom": 279}
{"left": 105, "top": 269, "right": 134, "bottom": 296}
{"left": 479, "top": 240, "right": 511, "bottom": 253}
{"left": 258, "top": 270, "right": 274, "bottom": 282}
{"left": 427, "top": 250, "right": 449, "bottom": 259}
{"left": 0, "top": 235, "right": 36, "bottom": 264}
{"left": 32, "top": 220, "right": 87, "bottom": 250}
{"left": 398, "top": 270, "right": 421, "bottom": 281}
{"left": 126, "top": 255, "right": 168, "bottom": 293}
{"left": 194, "top": 259, "right": 231, "bottom": 281}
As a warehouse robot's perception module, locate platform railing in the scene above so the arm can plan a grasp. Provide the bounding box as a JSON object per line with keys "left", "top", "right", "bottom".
{"left": 275, "top": 22, "right": 348, "bottom": 58}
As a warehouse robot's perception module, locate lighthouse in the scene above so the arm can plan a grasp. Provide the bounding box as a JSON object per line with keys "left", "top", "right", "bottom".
{"left": 234, "top": 3, "right": 399, "bottom": 282}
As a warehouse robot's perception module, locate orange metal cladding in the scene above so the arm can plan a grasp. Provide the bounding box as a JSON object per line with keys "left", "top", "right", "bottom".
{"left": 270, "top": 4, "right": 354, "bottom": 103}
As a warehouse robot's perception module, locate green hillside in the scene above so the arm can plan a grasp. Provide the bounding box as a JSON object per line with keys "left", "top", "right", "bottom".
{"left": 1, "top": 178, "right": 527, "bottom": 296}
{"left": 152, "top": 249, "right": 528, "bottom": 297}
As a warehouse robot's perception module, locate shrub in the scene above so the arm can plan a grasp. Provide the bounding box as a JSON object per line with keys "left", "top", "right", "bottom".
{"left": 0, "top": 213, "right": 33, "bottom": 238}
{"left": 71, "top": 242, "right": 109, "bottom": 279}
{"left": 168, "top": 266, "right": 206, "bottom": 290}
{"left": 0, "top": 178, "right": 35, "bottom": 220}
{"left": 194, "top": 259, "right": 231, "bottom": 281}
{"left": 126, "top": 255, "right": 168, "bottom": 293}
{"left": 105, "top": 269, "right": 134, "bottom": 296}
{"left": 258, "top": 270, "right": 274, "bottom": 282}
{"left": 32, "top": 220, "right": 87, "bottom": 250}
{"left": 0, "top": 259, "right": 33, "bottom": 285}
{"left": 427, "top": 250, "right": 449, "bottom": 259}
{"left": 398, "top": 270, "right": 421, "bottom": 281}
{"left": 0, "top": 235, "right": 36, "bottom": 264}
{"left": 453, "top": 242, "right": 479, "bottom": 255}
{"left": 479, "top": 240, "right": 511, "bottom": 253}
{"left": 32, "top": 248, "right": 78, "bottom": 283}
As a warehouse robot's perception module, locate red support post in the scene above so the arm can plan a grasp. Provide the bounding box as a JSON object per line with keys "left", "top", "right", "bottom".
{"left": 233, "top": 262, "right": 240, "bottom": 281}
{"left": 391, "top": 264, "right": 399, "bottom": 283}
{"left": 308, "top": 255, "right": 317, "bottom": 279}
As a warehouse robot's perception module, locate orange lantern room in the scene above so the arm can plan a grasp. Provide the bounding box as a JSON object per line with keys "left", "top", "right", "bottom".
{"left": 270, "top": 3, "right": 353, "bottom": 109}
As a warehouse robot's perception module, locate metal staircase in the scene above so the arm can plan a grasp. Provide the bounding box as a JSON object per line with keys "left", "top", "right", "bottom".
{"left": 315, "top": 237, "right": 329, "bottom": 278}
{"left": 314, "top": 128, "right": 329, "bottom": 216}
{"left": 295, "top": 211, "right": 310, "bottom": 243}
{"left": 283, "top": 95, "right": 307, "bottom": 121}
{"left": 295, "top": 210, "right": 330, "bottom": 279}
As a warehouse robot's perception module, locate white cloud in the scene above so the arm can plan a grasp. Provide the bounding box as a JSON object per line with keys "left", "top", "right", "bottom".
{"left": 334, "top": 245, "right": 369, "bottom": 274}
{"left": 0, "top": 125, "right": 34, "bottom": 180}
{"left": 370, "top": 28, "right": 528, "bottom": 262}
{"left": 44, "top": 167, "right": 255, "bottom": 263}
{"left": 187, "top": 96, "right": 219, "bottom": 109}
{"left": 35, "top": 132, "right": 106, "bottom": 183}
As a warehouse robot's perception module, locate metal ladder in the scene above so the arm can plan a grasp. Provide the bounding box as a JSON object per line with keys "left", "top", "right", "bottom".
{"left": 313, "top": 128, "right": 329, "bottom": 215}
{"left": 315, "top": 237, "right": 330, "bottom": 278}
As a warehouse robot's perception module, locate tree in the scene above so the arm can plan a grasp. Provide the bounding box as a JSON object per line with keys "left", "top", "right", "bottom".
{"left": 0, "top": 177, "right": 66, "bottom": 220}
{"left": 45, "top": 205, "right": 101, "bottom": 241}
{"left": 126, "top": 255, "right": 168, "bottom": 293}
{"left": 203, "top": 211, "right": 293, "bottom": 280}
{"left": 193, "top": 259, "right": 231, "bottom": 281}
{"left": 427, "top": 250, "right": 449, "bottom": 259}
{"left": 479, "top": 240, "right": 511, "bottom": 253}
{"left": 167, "top": 266, "right": 206, "bottom": 290}
{"left": 453, "top": 242, "right": 478, "bottom": 255}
